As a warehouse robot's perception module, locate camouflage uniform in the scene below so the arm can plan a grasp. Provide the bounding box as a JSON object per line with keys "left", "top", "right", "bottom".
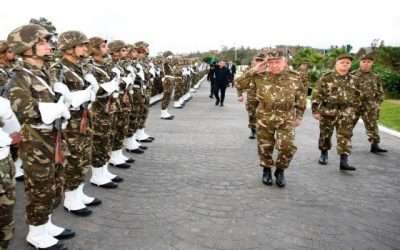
{"left": 9, "top": 62, "right": 65, "bottom": 225}
{"left": 298, "top": 66, "right": 311, "bottom": 96}
{"left": 173, "top": 62, "right": 185, "bottom": 104}
{"left": 49, "top": 57, "right": 92, "bottom": 191}
{"left": 236, "top": 68, "right": 306, "bottom": 170}
{"left": 161, "top": 60, "right": 175, "bottom": 110}
{"left": 0, "top": 103, "right": 16, "bottom": 249}
{"left": 90, "top": 59, "right": 118, "bottom": 168}
{"left": 236, "top": 71, "right": 258, "bottom": 130}
{"left": 312, "top": 71, "right": 360, "bottom": 155}
{"left": 352, "top": 68, "right": 384, "bottom": 144}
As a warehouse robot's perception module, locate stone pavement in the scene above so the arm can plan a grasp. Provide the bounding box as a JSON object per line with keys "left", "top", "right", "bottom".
{"left": 10, "top": 80, "right": 400, "bottom": 250}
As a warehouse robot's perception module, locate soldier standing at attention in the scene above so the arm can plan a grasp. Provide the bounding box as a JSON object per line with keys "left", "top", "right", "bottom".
{"left": 312, "top": 54, "right": 360, "bottom": 171}
{"left": 50, "top": 31, "right": 102, "bottom": 217}
{"left": 236, "top": 49, "right": 306, "bottom": 188}
{"left": 352, "top": 53, "right": 387, "bottom": 153}
{"left": 7, "top": 24, "right": 74, "bottom": 249}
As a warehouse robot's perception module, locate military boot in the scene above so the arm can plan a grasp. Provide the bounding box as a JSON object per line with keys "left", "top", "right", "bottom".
{"left": 249, "top": 128, "right": 256, "bottom": 139}
{"left": 370, "top": 143, "right": 388, "bottom": 153}
{"left": 339, "top": 154, "right": 356, "bottom": 171}
{"left": 274, "top": 169, "right": 286, "bottom": 188}
{"left": 318, "top": 150, "right": 328, "bottom": 165}
{"left": 262, "top": 167, "right": 273, "bottom": 186}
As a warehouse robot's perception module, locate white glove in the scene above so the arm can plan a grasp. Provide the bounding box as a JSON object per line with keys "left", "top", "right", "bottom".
{"left": 126, "top": 65, "right": 135, "bottom": 74}
{"left": 111, "top": 67, "right": 121, "bottom": 79}
{"left": 58, "top": 98, "right": 71, "bottom": 120}
{"left": 84, "top": 73, "right": 99, "bottom": 94}
{"left": 69, "top": 88, "right": 92, "bottom": 108}
{"left": 136, "top": 63, "right": 145, "bottom": 80}
{"left": 38, "top": 102, "right": 64, "bottom": 124}
{"left": 53, "top": 82, "right": 72, "bottom": 104}
{"left": 0, "top": 97, "right": 14, "bottom": 120}
{"left": 100, "top": 78, "right": 119, "bottom": 95}
{"left": 149, "top": 67, "right": 156, "bottom": 78}
{"left": 122, "top": 76, "right": 134, "bottom": 86}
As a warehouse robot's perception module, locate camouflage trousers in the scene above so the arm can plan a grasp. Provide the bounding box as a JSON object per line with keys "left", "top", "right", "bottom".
{"left": 161, "top": 77, "right": 174, "bottom": 110}
{"left": 19, "top": 128, "right": 64, "bottom": 226}
{"left": 137, "top": 90, "right": 150, "bottom": 130}
{"left": 173, "top": 78, "right": 185, "bottom": 101}
{"left": 246, "top": 100, "right": 258, "bottom": 129}
{"left": 319, "top": 108, "right": 355, "bottom": 155}
{"left": 127, "top": 89, "right": 142, "bottom": 136}
{"left": 256, "top": 116, "right": 297, "bottom": 169}
{"left": 353, "top": 104, "right": 381, "bottom": 144}
{"left": 64, "top": 114, "right": 92, "bottom": 190}
{"left": 0, "top": 155, "right": 15, "bottom": 249}
{"left": 112, "top": 111, "right": 130, "bottom": 150}
{"left": 91, "top": 109, "right": 114, "bottom": 168}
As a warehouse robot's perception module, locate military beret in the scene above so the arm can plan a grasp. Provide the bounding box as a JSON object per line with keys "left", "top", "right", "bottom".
{"left": 0, "top": 40, "right": 9, "bottom": 54}
{"left": 336, "top": 54, "right": 353, "bottom": 61}
{"left": 266, "top": 49, "right": 284, "bottom": 60}
{"left": 360, "top": 52, "right": 374, "bottom": 61}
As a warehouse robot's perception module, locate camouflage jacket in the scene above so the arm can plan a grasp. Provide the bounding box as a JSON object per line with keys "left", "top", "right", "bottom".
{"left": 90, "top": 60, "right": 119, "bottom": 114}
{"left": 298, "top": 68, "right": 310, "bottom": 95}
{"left": 9, "top": 62, "right": 56, "bottom": 126}
{"left": 235, "top": 69, "right": 257, "bottom": 103}
{"left": 236, "top": 69, "right": 306, "bottom": 120}
{"left": 312, "top": 71, "right": 361, "bottom": 116}
{"left": 351, "top": 69, "right": 384, "bottom": 105}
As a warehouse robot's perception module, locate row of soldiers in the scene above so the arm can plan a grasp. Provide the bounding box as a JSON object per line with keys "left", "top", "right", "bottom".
{"left": 0, "top": 23, "right": 206, "bottom": 250}
{"left": 235, "top": 49, "right": 387, "bottom": 188}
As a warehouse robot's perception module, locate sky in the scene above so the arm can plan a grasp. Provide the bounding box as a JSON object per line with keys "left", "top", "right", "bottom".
{"left": 1, "top": 0, "right": 399, "bottom": 56}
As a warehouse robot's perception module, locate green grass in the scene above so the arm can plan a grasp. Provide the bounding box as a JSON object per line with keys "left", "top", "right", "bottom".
{"left": 379, "top": 100, "right": 400, "bottom": 131}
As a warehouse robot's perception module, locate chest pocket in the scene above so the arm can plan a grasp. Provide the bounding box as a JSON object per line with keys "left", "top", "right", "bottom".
{"left": 31, "top": 81, "right": 52, "bottom": 102}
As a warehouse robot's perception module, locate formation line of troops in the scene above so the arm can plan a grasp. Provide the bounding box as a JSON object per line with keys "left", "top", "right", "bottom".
{"left": 235, "top": 49, "right": 388, "bottom": 187}
{"left": 0, "top": 23, "right": 207, "bottom": 250}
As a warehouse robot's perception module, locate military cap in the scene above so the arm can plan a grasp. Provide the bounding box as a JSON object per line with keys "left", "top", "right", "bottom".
{"left": 336, "top": 54, "right": 353, "bottom": 61}
{"left": 163, "top": 50, "right": 174, "bottom": 57}
{"left": 58, "top": 31, "right": 89, "bottom": 51}
{"left": 108, "top": 40, "right": 126, "bottom": 53}
{"left": 7, "top": 24, "right": 52, "bottom": 55}
{"left": 360, "top": 52, "right": 374, "bottom": 61}
{"left": 0, "top": 40, "right": 9, "bottom": 54}
{"left": 265, "top": 49, "right": 284, "bottom": 60}
{"left": 254, "top": 52, "right": 266, "bottom": 60}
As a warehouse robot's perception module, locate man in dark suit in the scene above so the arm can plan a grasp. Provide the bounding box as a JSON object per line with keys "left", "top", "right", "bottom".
{"left": 213, "top": 60, "right": 231, "bottom": 107}
{"left": 207, "top": 62, "right": 216, "bottom": 98}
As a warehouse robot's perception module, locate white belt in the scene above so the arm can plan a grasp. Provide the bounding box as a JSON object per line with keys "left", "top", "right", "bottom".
{"left": 31, "top": 124, "right": 53, "bottom": 130}
{"left": 132, "top": 84, "right": 141, "bottom": 89}
{"left": 0, "top": 147, "right": 10, "bottom": 160}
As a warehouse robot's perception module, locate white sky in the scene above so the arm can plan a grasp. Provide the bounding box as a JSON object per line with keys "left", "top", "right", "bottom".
{"left": 1, "top": 0, "right": 399, "bottom": 55}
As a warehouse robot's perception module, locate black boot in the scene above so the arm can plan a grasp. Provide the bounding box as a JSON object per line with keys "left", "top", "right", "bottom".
{"left": 339, "top": 154, "right": 356, "bottom": 171}
{"left": 54, "top": 228, "right": 76, "bottom": 240}
{"left": 262, "top": 167, "right": 273, "bottom": 186}
{"left": 370, "top": 143, "right": 388, "bottom": 153}
{"left": 274, "top": 169, "right": 286, "bottom": 188}
{"left": 249, "top": 128, "right": 256, "bottom": 139}
{"left": 318, "top": 150, "right": 328, "bottom": 165}
{"left": 215, "top": 99, "right": 220, "bottom": 106}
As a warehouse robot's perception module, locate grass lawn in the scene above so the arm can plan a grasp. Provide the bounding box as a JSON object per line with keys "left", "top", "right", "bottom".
{"left": 379, "top": 99, "right": 400, "bottom": 131}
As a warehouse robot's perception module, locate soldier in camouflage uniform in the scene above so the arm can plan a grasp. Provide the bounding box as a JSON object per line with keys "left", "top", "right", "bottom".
{"left": 236, "top": 49, "right": 306, "bottom": 188}
{"left": 132, "top": 41, "right": 155, "bottom": 143}
{"left": 107, "top": 40, "right": 136, "bottom": 168}
{"left": 0, "top": 41, "right": 24, "bottom": 183}
{"left": 298, "top": 60, "right": 312, "bottom": 96}
{"left": 173, "top": 58, "right": 185, "bottom": 109}
{"left": 352, "top": 53, "right": 387, "bottom": 153}
{"left": 312, "top": 54, "right": 361, "bottom": 171}
{"left": 7, "top": 24, "right": 74, "bottom": 249}
{"left": 237, "top": 53, "right": 265, "bottom": 139}
{"left": 87, "top": 37, "right": 122, "bottom": 189}
{"left": 0, "top": 97, "right": 19, "bottom": 250}
{"left": 160, "top": 51, "right": 175, "bottom": 120}
{"left": 49, "top": 31, "right": 102, "bottom": 217}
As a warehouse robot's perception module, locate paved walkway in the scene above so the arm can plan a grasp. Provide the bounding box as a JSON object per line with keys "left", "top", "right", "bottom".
{"left": 11, "top": 80, "right": 400, "bottom": 250}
